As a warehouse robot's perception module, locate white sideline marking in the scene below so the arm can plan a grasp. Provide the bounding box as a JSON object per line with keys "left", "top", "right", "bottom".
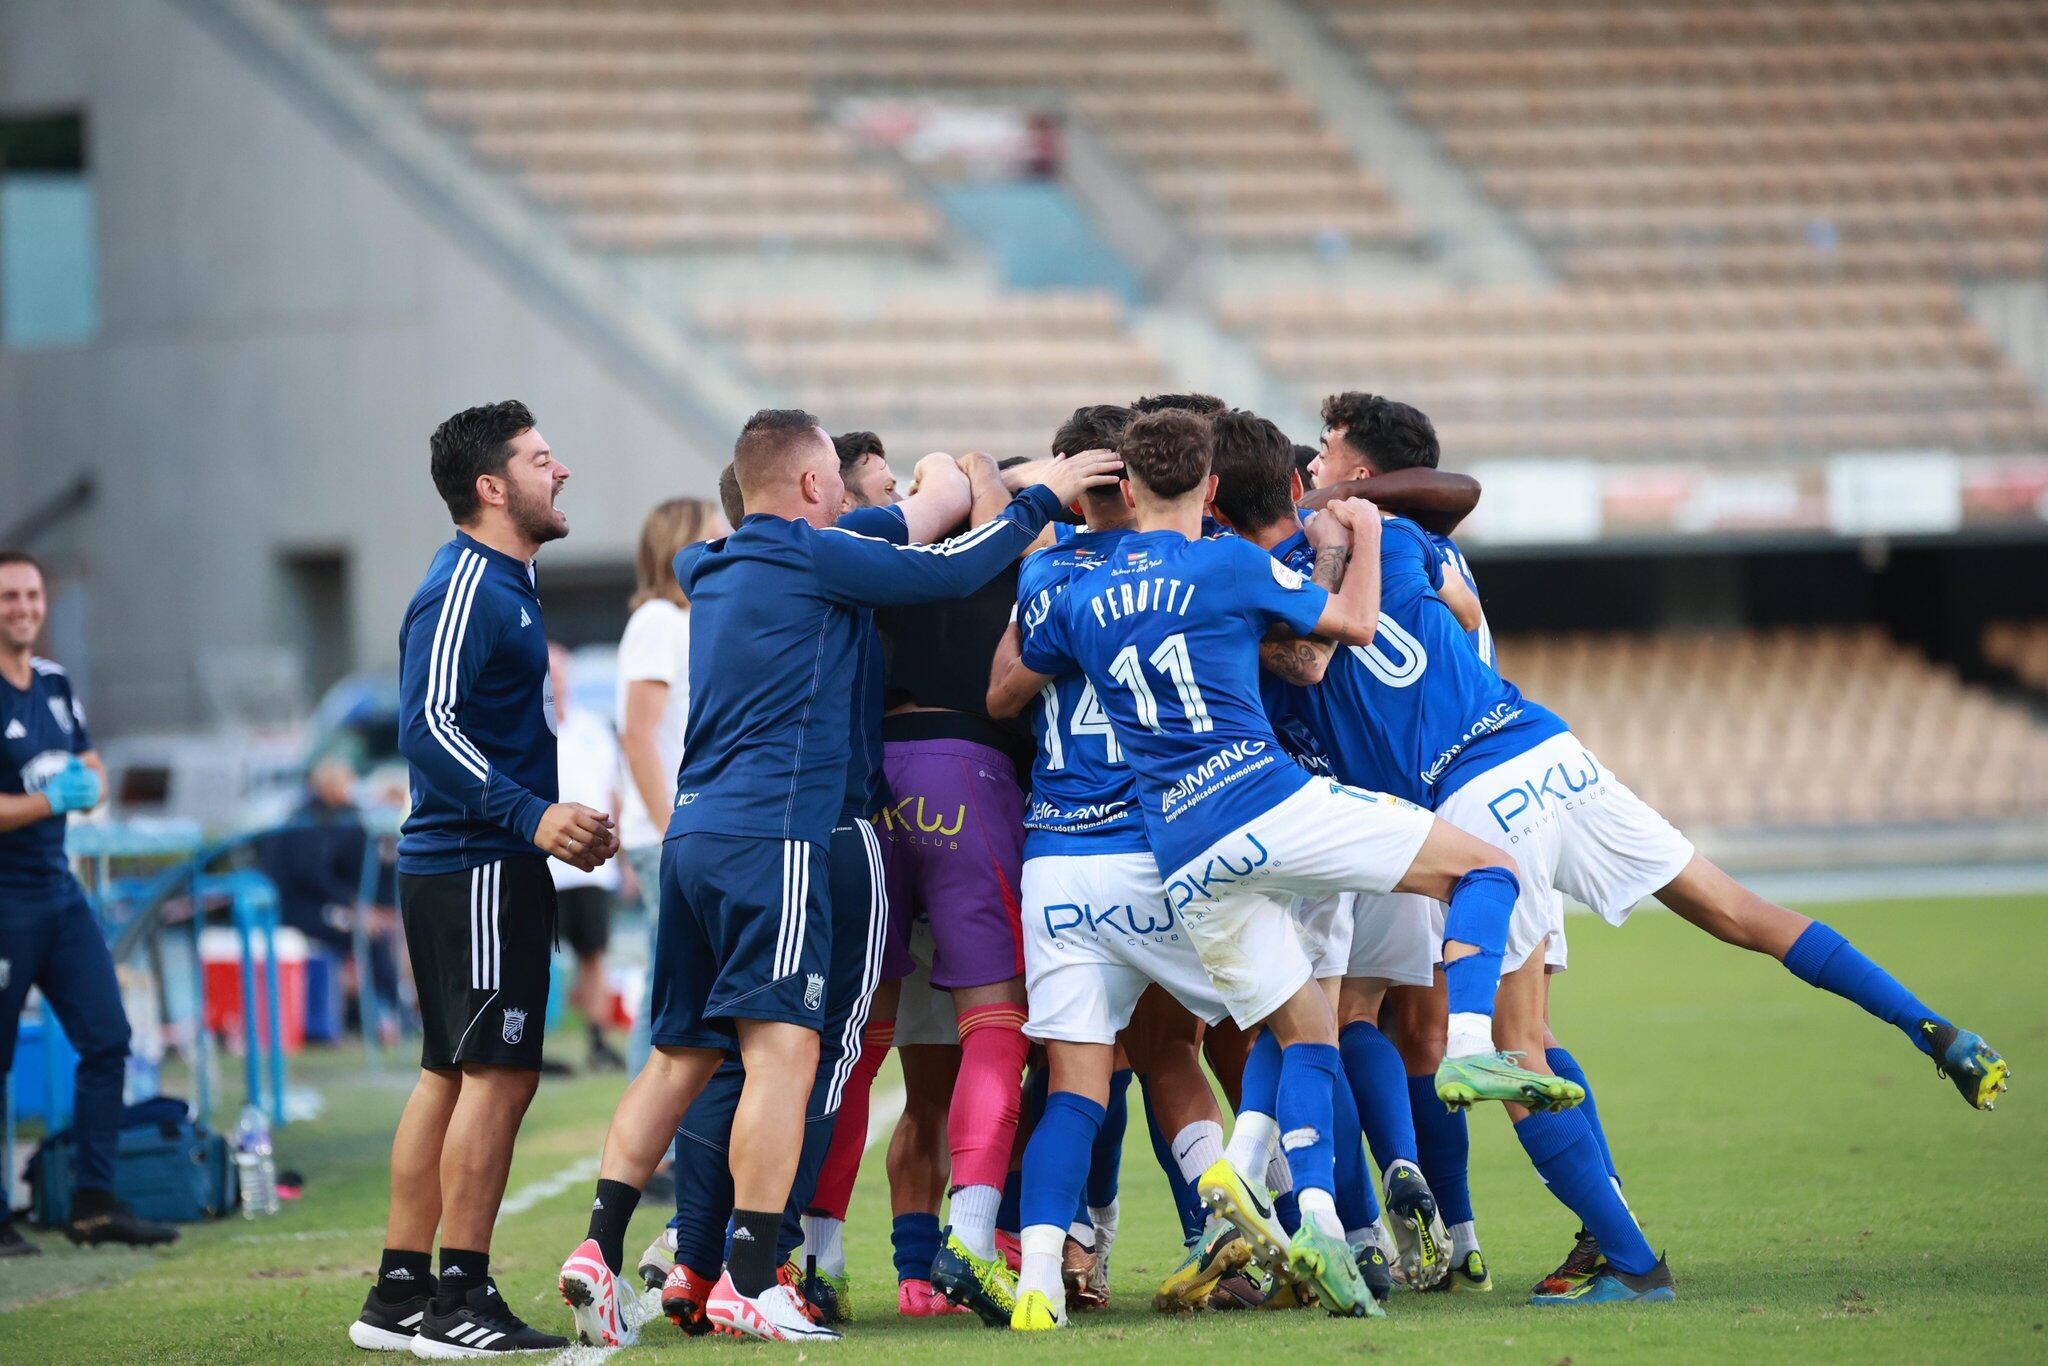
{"left": 541, "top": 1084, "right": 905, "bottom": 1362}
{"left": 499, "top": 1155, "right": 601, "bottom": 1218}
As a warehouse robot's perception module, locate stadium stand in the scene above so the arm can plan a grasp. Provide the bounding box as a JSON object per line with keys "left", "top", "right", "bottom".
{"left": 1502, "top": 626, "right": 2048, "bottom": 829}
{"left": 1222, "top": 283, "right": 2048, "bottom": 462}
{"left": 695, "top": 291, "right": 1175, "bottom": 461}
{"left": 1983, "top": 620, "right": 2048, "bottom": 694}
{"left": 1314, "top": 0, "right": 2048, "bottom": 283}
{"left": 310, "top": 0, "right": 1415, "bottom": 251}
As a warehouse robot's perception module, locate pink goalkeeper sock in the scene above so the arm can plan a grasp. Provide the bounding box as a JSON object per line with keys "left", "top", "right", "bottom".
{"left": 949, "top": 1003, "right": 1030, "bottom": 1192}
{"left": 811, "top": 1019, "right": 894, "bottom": 1221}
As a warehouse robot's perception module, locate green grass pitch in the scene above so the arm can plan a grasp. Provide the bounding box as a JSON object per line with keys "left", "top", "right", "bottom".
{"left": 2, "top": 895, "right": 2043, "bottom": 1361}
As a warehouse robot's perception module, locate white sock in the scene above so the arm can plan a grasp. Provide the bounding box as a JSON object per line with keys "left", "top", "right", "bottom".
{"left": 950, "top": 1183, "right": 1001, "bottom": 1260}
{"left": 1450, "top": 1220, "right": 1481, "bottom": 1259}
{"left": 1264, "top": 1150, "right": 1293, "bottom": 1196}
{"left": 800, "top": 1214, "right": 845, "bottom": 1279}
{"left": 1019, "top": 1225, "right": 1065, "bottom": 1302}
{"left": 1171, "top": 1120, "right": 1225, "bottom": 1185}
{"left": 1223, "top": 1112, "right": 1278, "bottom": 1178}
{"left": 1296, "top": 1188, "right": 1344, "bottom": 1239}
{"left": 1445, "top": 1011, "right": 1495, "bottom": 1059}
{"left": 1088, "top": 1199, "right": 1119, "bottom": 1249}
{"left": 1067, "top": 1219, "right": 1095, "bottom": 1249}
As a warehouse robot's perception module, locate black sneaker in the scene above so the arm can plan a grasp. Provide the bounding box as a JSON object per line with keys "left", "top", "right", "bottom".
{"left": 412, "top": 1280, "right": 570, "bottom": 1357}
{"left": 1353, "top": 1240, "right": 1394, "bottom": 1305}
{"left": 1531, "top": 1227, "right": 1603, "bottom": 1297}
{"left": 586, "top": 1038, "right": 627, "bottom": 1072}
{"left": 348, "top": 1285, "right": 430, "bottom": 1351}
{"left": 63, "top": 1189, "right": 178, "bottom": 1247}
{"left": 0, "top": 1219, "right": 40, "bottom": 1257}
{"left": 1383, "top": 1160, "right": 1451, "bottom": 1289}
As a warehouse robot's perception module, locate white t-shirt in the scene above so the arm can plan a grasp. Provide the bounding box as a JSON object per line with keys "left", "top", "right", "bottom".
{"left": 615, "top": 598, "right": 692, "bottom": 850}
{"left": 550, "top": 706, "right": 622, "bottom": 891}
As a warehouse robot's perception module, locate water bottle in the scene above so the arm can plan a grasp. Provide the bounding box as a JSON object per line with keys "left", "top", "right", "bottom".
{"left": 234, "top": 1104, "right": 280, "bottom": 1218}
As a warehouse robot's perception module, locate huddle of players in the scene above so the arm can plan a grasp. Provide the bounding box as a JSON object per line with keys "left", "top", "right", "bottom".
{"left": 353, "top": 390, "right": 2010, "bottom": 1354}
{"left": 597, "top": 389, "right": 2008, "bottom": 1345}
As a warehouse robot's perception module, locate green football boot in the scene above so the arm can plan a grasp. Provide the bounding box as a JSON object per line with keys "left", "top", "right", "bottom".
{"left": 931, "top": 1229, "right": 1017, "bottom": 1328}
{"left": 1287, "top": 1224, "right": 1383, "bottom": 1319}
{"left": 1435, "top": 1051, "right": 1585, "bottom": 1111}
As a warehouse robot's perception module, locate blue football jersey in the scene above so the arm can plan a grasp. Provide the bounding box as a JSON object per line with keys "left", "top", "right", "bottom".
{"left": 1021, "top": 530, "right": 1328, "bottom": 876}
{"left": 1016, "top": 527, "right": 1148, "bottom": 859}
{"left": 1262, "top": 518, "right": 1564, "bottom": 808}
{"left": 1429, "top": 531, "right": 1493, "bottom": 667}
{"left": 0, "top": 657, "right": 93, "bottom": 896}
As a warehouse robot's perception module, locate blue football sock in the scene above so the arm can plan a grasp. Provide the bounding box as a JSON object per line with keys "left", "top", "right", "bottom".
{"left": 1022, "top": 1091, "right": 1105, "bottom": 1236}
{"left": 1275, "top": 1042, "right": 1341, "bottom": 1206}
{"left": 1443, "top": 866, "right": 1518, "bottom": 1020}
{"left": 1241, "top": 1027, "right": 1282, "bottom": 1117}
{"left": 891, "top": 1212, "right": 943, "bottom": 1284}
{"left": 1341, "top": 1019, "right": 1419, "bottom": 1171}
{"left": 1408, "top": 1074, "right": 1473, "bottom": 1227}
{"left": 1329, "top": 1055, "right": 1380, "bottom": 1232}
{"left": 1783, "top": 921, "right": 1946, "bottom": 1055}
{"left": 1276, "top": 1189, "right": 1302, "bottom": 1235}
{"left": 1545, "top": 1046, "right": 1619, "bottom": 1185}
{"left": 1140, "top": 1075, "right": 1207, "bottom": 1243}
{"left": 1515, "top": 1109, "right": 1656, "bottom": 1277}
{"left": 1086, "top": 1069, "right": 1131, "bottom": 1210}
{"left": 998, "top": 1167, "right": 1023, "bottom": 1237}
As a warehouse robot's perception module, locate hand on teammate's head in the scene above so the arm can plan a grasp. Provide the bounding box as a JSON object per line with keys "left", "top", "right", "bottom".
{"left": 1040, "top": 448, "right": 1123, "bottom": 505}
{"left": 907, "top": 452, "right": 963, "bottom": 497}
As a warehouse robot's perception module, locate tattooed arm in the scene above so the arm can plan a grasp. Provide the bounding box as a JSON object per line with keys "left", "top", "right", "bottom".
{"left": 1259, "top": 542, "right": 1352, "bottom": 685}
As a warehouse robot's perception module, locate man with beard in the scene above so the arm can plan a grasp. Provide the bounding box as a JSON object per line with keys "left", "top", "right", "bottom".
{"left": 352, "top": 400, "right": 619, "bottom": 1356}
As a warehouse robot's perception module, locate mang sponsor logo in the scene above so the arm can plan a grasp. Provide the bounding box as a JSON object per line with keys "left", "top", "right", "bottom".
{"left": 1164, "top": 833, "right": 1273, "bottom": 912}
{"left": 1161, "top": 740, "right": 1270, "bottom": 814}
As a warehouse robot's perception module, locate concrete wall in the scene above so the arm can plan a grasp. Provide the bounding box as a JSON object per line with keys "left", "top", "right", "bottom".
{"left": 0, "top": 0, "right": 721, "bottom": 731}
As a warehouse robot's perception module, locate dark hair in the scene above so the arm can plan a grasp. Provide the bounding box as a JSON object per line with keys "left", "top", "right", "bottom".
{"left": 833, "top": 430, "right": 885, "bottom": 477}
{"left": 1291, "top": 443, "right": 1319, "bottom": 489}
{"left": 0, "top": 550, "right": 44, "bottom": 578}
{"left": 717, "top": 462, "right": 745, "bottom": 528}
{"left": 1209, "top": 410, "right": 1299, "bottom": 532}
{"left": 1320, "top": 392, "right": 1438, "bottom": 473}
{"left": 430, "top": 400, "right": 535, "bottom": 523}
{"left": 1118, "top": 410, "right": 1212, "bottom": 499}
{"left": 1131, "top": 391, "right": 1226, "bottom": 418}
{"left": 733, "top": 408, "right": 826, "bottom": 491}
{"left": 1051, "top": 404, "right": 1130, "bottom": 458}
{"left": 996, "top": 455, "right": 1035, "bottom": 471}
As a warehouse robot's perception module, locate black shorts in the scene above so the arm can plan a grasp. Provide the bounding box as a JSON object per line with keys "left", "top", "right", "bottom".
{"left": 555, "top": 885, "right": 613, "bottom": 957}
{"left": 399, "top": 856, "right": 556, "bottom": 1071}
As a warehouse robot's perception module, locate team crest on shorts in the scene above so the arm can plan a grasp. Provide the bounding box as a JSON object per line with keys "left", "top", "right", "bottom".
{"left": 804, "top": 973, "right": 825, "bottom": 1011}
{"left": 502, "top": 1006, "right": 527, "bottom": 1045}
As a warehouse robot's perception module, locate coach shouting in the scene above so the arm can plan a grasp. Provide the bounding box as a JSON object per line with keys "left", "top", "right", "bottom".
{"left": 350, "top": 401, "right": 616, "bottom": 1357}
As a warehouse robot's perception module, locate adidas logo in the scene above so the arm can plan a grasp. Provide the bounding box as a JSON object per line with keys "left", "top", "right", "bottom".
{"left": 386, "top": 1268, "right": 415, "bottom": 1281}
{"left": 443, "top": 1266, "right": 466, "bottom": 1278}
{"left": 731, "top": 1226, "right": 755, "bottom": 1242}
{"left": 519, "top": 607, "right": 532, "bottom": 628}
{"left": 592, "top": 1197, "right": 604, "bottom": 1211}
{"left": 3, "top": 720, "right": 22, "bottom": 740}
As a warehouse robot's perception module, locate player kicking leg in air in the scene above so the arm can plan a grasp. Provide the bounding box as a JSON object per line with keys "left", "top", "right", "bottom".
{"left": 554, "top": 412, "right": 1113, "bottom": 1346}
{"left": 1008, "top": 410, "right": 1556, "bottom": 1318}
